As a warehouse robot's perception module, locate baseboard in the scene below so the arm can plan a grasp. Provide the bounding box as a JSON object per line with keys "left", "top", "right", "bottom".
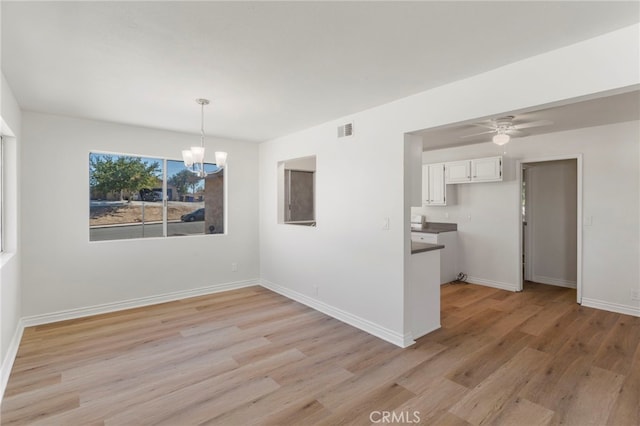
{"left": 466, "top": 276, "right": 518, "bottom": 292}
{"left": 403, "top": 332, "right": 416, "bottom": 348}
{"left": 1, "top": 319, "right": 24, "bottom": 402}
{"left": 581, "top": 298, "right": 640, "bottom": 317}
{"left": 411, "top": 323, "right": 441, "bottom": 342}
{"left": 260, "top": 280, "right": 410, "bottom": 348}
{"left": 532, "top": 275, "right": 577, "bottom": 289}
{"left": 22, "top": 279, "right": 259, "bottom": 327}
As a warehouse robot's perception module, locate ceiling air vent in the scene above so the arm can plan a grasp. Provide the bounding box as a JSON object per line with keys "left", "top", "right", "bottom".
{"left": 337, "top": 121, "right": 354, "bottom": 138}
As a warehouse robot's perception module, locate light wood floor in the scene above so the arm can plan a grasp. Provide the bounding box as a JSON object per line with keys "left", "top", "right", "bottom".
{"left": 2, "top": 282, "right": 638, "bottom": 425}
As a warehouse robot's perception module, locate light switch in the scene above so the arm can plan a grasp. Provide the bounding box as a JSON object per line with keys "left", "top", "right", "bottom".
{"left": 584, "top": 216, "right": 593, "bottom": 226}
{"left": 382, "top": 217, "right": 390, "bottom": 230}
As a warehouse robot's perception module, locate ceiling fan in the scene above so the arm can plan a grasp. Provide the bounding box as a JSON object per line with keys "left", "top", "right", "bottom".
{"left": 461, "top": 116, "right": 554, "bottom": 145}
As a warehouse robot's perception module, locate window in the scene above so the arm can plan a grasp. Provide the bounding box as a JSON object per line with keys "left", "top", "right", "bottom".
{"left": 166, "top": 160, "right": 224, "bottom": 237}
{"left": 277, "top": 156, "right": 316, "bottom": 226}
{"left": 89, "top": 152, "right": 224, "bottom": 241}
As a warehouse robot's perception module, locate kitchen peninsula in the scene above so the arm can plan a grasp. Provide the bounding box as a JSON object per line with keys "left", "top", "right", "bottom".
{"left": 411, "top": 221, "right": 458, "bottom": 284}
{"left": 406, "top": 240, "right": 444, "bottom": 344}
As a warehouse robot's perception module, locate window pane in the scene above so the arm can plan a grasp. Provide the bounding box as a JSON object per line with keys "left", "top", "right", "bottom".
{"left": 166, "top": 160, "right": 224, "bottom": 237}
{"left": 89, "top": 153, "right": 164, "bottom": 241}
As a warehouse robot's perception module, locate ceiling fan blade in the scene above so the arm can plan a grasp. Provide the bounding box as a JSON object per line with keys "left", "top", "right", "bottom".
{"left": 506, "top": 129, "right": 524, "bottom": 136}
{"left": 512, "top": 120, "right": 554, "bottom": 130}
{"left": 471, "top": 122, "right": 497, "bottom": 130}
{"left": 459, "top": 130, "right": 496, "bottom": 139}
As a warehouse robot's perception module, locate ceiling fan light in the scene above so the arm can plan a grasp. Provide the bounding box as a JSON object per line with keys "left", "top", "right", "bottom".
{"left": 493, "top": 133, "right": 510, "bottom": 146}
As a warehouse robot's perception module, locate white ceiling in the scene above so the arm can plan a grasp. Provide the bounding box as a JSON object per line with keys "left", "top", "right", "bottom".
{"left": 2, "top": 1, "right": 639, "bottom": 142}
{"left": 414, "top": 90, "right": 640, "bottom": 150}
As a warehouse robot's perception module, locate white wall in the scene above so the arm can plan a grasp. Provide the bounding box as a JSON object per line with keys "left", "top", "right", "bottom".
{"left": 259, "top": 110, "right": 408, "bottom": 345}
{"left": 527, "top": 160, "right": 577, "bottom": 287}
{"left": 1, "top": 72, "right": 22, "bottom": 390}
{"left": 20, "top": 112, "right": 260, "bottom": 317}
{"left": 260, "top": 24, "right": 639, "bottom": 345}
{"left": 417, "top": 121, "right": 639, "bottom": 314}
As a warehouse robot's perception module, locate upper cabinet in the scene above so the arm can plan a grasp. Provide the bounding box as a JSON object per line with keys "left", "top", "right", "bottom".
{"left": 445, "top": 156, "right": 502, "bottom": 184}
{"left": 422, "top": 163, "right": 446, "bottom": 206}
{"left": 444, "top": 160, "right": 471, "bottom": 184}
{"left": 471, "top": 156, "right": 503, "bottom": 182}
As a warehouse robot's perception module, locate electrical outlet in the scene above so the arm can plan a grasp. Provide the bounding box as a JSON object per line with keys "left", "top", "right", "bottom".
{"left": 231, "top": 262, "right": 238, "bottom": 272}
{"left": 631, "top": 289, "right": 640, "bottom": 301}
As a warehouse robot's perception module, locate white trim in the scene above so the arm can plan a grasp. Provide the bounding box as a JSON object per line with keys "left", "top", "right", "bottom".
{"left": 0, "top": 251, "right": 16, "bottom": 268}
{"left": 1, "top": 319, "right": 24, "bottom": 401}
{"left": 22, "top": 279, "right": 258, "bottom": 327}
{"left": 402, "top": 332, "right": 416, "bottom": 348}
{"left": 531, "top": 275, "right": 577, "bottom": 289}
{"left": 581, "top": 298, "right": 640, "bottom": 318}
{"left": 410, "top": 323, "right": 441, "bottom": 342}
{"left": 523, "top": 168, "right": 534, "bottom": 282}
{"left": 516, "top": 154, "right": 583, "bottom": 304}
{"left": 0, "top": 117, "right": 16, "bottom": 137}
{"left": 260, "top": 279, "right": 410, "bottom": 348}
{"left": 466, "top": 276, "right": 518, "bottom": 292}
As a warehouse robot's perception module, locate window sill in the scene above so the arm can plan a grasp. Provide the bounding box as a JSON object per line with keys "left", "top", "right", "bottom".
{"left": 281, "top": 221, "right": 316, "bottom": 227}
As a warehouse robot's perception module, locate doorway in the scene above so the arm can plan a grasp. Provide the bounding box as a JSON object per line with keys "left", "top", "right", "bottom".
{"left": 517, "top": 155, "right": 583, "bottom": 303}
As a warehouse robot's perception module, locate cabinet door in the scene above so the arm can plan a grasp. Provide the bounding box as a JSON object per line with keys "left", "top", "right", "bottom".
{"left": 428, "top": 163, "right": 446, "bottom": 205}
{"left": 421, "top": 164, "right": 430, "bottom": 205}
{"left": 445, "top": 160, "right": 471, "bottom": 184}
{"left": 472, "top": 156, "right": 502, "bottom": 182}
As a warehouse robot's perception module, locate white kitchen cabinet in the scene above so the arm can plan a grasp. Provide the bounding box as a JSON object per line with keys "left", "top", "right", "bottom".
{"left": 445, "top": 156, "right": 502, "bottom": 184}
{"left": 422, "top": 163, "right": 446, "bottom": 206}
{"left": 472, "top": 156, "right": 502, "bottom": 182}
{"left": 445, "top": 160, "right": 471, "bottom": 184}
{"left": 411, "top": 231, "right": 458, "bottom": 284}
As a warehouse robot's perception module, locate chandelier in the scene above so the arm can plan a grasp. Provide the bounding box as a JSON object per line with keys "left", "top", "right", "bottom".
{"left": 182, "top": 98, "right": 227, "bottom": 177}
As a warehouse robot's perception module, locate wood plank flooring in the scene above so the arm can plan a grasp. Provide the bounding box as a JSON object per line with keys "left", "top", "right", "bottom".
{"left": 2, "top": 282, "right": 639, "bottom": 425}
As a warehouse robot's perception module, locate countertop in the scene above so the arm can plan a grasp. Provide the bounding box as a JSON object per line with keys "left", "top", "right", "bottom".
{"left": 411, "top": 222, "right": 457, "bottom": 234}
{"left": 411, "top": 241, "right": 445, "bottom": 254}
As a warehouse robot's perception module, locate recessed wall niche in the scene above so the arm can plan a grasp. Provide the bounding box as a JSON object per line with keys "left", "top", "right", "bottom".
{"left": 277, "top": 156, "right": 316, "bottom": 226}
